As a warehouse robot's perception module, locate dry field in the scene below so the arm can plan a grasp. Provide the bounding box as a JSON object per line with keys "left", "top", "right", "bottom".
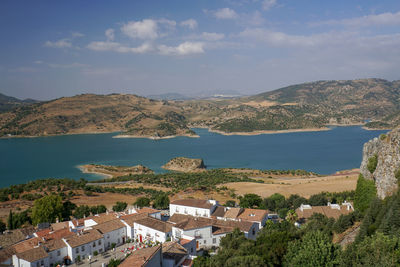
{"left": 222, "top": 170, "right": 359, "bottom": 199}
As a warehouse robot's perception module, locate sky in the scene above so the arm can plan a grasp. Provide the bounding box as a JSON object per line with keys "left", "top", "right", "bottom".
{"left": 1, "top": 0, "right": 400, "bottom": 100}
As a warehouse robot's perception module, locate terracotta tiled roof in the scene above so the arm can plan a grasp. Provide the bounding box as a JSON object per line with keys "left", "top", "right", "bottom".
{"left": 35, "top": 228, "right": 72, "bottom": 240}
{"left": 16, "top": 246, "right": 48, "bottom": 263}
{"left": 135, "top": 217, "right": 173, "bottom": 233}
{"left": 237, "top": 209, "right": 268, "bottom": 223}
{"left": 136, "top": 207, "right": 160, "bottom": 214}
{"left": 121, "top": 213, "right": 149, "bottom": 226}
{"left": 90, "top": 213, "right": 118, "bottom": 224}
{"left": 50, "top": 221, "right": 69, "bottom": 231}
{"left": 168, "top": 214, "right": 191, "bottom": 224}
{"left": 162, "top": 242, "right": 187, "bottom": 264}
{"left": 0, "top": 246, "right": 15, "bottom": 263}
{"left": 12, "top": 238, "right": 39, "bottom": 253}
{"left": 170, "top": 214, "right": 255, "bottom": 233}
{"left": 211, "top": 206, "right": 226, "bottom": 217}
{"left": 93, "top": 219, "right": 125, "bottom": 234}
{"left": 171, "top": 199, "right": 213, "bottom": 209}
{"left": 296, "top": 205, "right": 353, "bottom": 220}
{"left": 0, "top": 227, "right": 34, "bottom": 248}
{"left": 179, "top": 239, "right": 193, "bottom": 246}
{"left": 224, "top": 208, "right": 243, "bottom": 219}
{"left": 63, "top": 229, "right": 103, "bottom": 248}
{"left": 44, "top": 239, "right": 67, "bottom": 251}
{"left": 119, "top": 245, "right": 161, "bottom": 267}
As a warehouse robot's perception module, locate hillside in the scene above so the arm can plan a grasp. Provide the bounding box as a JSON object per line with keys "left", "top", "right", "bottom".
{"left": 0, "top": 93, "right": 39, "bottom": 112}
{"left": 1, "top": 78, "right": 400, "bottom": 137}
{"left": 0, "top": 94, "right": 195, "bottom": 138}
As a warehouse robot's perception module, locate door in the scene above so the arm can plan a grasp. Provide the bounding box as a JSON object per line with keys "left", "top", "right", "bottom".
{"left": 139, "top": 234, "right": 143, "bottom": 243}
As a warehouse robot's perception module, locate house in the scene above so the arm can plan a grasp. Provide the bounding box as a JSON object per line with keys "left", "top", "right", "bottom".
{"left": 214, "top": 207, "right": 268, "bottom": 229}
{"left": 83, "top": 213, "right": 118, "bottom": 228}
{"left": 92, "top": 219, "right": 127, "bottom": 249}
{"left": 120, "top": 213, "right": 150, "bottom": 239}
{"left": 169, "top": 214, "right": 259, "bottom": 250}
{"left": 62, "top": 229, "right": 104, "bottom": 263}
{"left": 170, "top": 199, "right": 218, "bottom": 218}
{"left": 119, "top": 245, "right": 162, "bottom": 267}
{"left": 178, "top": 238, "right": 196, "bottom": 256}
{"left": 12, "top": 246, "right": 49, "bottom": 267}
{"left": 162, "top": 241, "right": 189, "bottom": 267}
{"left": 129, "top": 207, "right": 162, "bottom": 220}
{"left": 134, "top": 217, "right": 173, "bottom": 243}
{"left": 295, "top": 202, "right": 354, "bottom": 224}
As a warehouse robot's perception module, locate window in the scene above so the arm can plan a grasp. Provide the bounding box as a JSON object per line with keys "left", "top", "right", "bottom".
{"left": 213, "top": 238, "right": 216, "bottom": 244}
{"left": 191, "top": 248, "right": 193, "bottom": 253}
{"left": 41, "top": 260, "right": 44, "bottom": 265}
{"left": 107, "top": 234, "right": 110, "bottom": 239}
{"left": 252, "top": 228, "right": 255, "bottom": 235}
{"left": 117, "top": 238, "right": 120, "bottom": 244}
{"left": 36, "top": 263, "right": 39, "bottom": 267}
{"left": 93, "top": 242, "right": 96, "bottom": 247}
{"left": 204, "top": 240, "right": 206, "bottom": 244}
{"left": 98, "top": 240, "right": 102, "bottom": 245}
{"left": 81, "top": 246, "right": 85, "bottom": 252}
{"left": 76, "top": 248, "right": 79, "bottom": 254}
{"left": 195, "top": 230, "right": 200, "bottom": 237}
{"left": 57, "top": 250, "right": 61, "bottom": 256}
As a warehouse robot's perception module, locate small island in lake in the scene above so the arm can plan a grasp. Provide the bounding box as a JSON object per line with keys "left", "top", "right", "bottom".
{"left": 162, "top": 157, "right": 206, "bottom": 172}
{"left": 79, "top": 164, "right": 153, "bottom": 178}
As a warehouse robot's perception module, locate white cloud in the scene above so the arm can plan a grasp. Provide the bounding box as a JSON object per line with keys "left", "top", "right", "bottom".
{"left": 121, "top": 19, "right": 159, "bottom": 39}
{"left": 180, "top": 19, "right": 198, "bottom": 29}
{"left": 44, "top": 39, "right": 72, "bottom": 48}
{"left": 158, "top": 42, "right": 204, "bottom": 56}
{"left": 71, "top": 32, "right": 85, "bottom": 38}
{"left": 34, "top": 60, "right": 43, "bottom": 64}
{"left": 314, "top": 11, "right": 400, "bottom": 27}
{"left": 201, "top": 32, "right": 225, "bottom": 41}
{"left": 48, "top": 62, "right": 88, "bottom": 68}
{"left": 105, "top": 29, "right": 115, "bottom": 41}
{"left": 87, "top": 41, "right": 152, "bottom": 54}
{"left": 214, "top": 8, "right": 238, "bottom": 19}
{"left": 262, "top": 0, "right": 277, "bottom": 11}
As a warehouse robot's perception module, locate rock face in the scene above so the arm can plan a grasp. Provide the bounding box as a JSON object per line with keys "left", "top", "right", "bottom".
{"left": 162, "top": 157, "right": 206, "bottom": 172}
{"left": 360, "top": 128, "right": 400, "bottom": 199}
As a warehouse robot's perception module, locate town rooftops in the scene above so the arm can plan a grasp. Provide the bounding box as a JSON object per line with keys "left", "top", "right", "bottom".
{"left": 89, "top": 213, "right": 118, "bottom": 224}
{"left": 35, "top": 227, "right": 72, "bottom": 240}
{"left": 170, "top": 199, "right": 214, "bottom": 209}
{"left": 15, "top": 246, "right": 48, "bottom": 263}
{"left": 63, "top": 229, "right": 103, "bottom": 248}
{"left": 135, "top": 217, "right": 173, "bottom": 233}
{"left": 0, "top": 227, "right": 35, "bottom": 248}
{"left": 93, "top": 219, "right": 125, "bottom": 234}
{"left": 173, "top": 217, "right": 212, "bottom": 231}
{"left": 119, "top": 245, "right": 161, "bottom": 267}
{"left": 135, "top": 207, "right": 160, "bottom": 214}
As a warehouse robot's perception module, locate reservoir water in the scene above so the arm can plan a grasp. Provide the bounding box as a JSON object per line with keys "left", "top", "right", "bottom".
{"left": 0, "top": 126, "right": 386, "bottom": 188}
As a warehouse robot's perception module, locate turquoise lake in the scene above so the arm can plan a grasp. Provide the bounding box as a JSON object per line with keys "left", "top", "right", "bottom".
{"left": 0, "top": 126, "right": 387, "bottom": 188}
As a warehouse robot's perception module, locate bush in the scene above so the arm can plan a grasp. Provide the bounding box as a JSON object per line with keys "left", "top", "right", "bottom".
{"left": 112, "top": 202, "right": 127, "bottom": 212}
{"left": 333, "top": 213, "right": 355, "bottom": 234}
{"left": 93, "top": 251, "right": 98, "bottom": 256}
{"left": 367, "top": 154, "right": 378, "bottom": 174}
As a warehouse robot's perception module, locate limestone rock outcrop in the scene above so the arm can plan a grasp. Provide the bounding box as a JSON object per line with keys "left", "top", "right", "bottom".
{"left": 162, "top": 157, "right": 206, "bottom": 172}
{"left": 360, "top": 128, "right": 400, "bottom": 199}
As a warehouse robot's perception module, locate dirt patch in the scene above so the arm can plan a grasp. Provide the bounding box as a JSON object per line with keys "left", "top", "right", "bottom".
{"left": 223, "top": 172, "right": 359, "bottom": 198}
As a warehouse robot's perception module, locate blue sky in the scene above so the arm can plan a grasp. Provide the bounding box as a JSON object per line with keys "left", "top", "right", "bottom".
{"left": 1, "top": 0, "right": 400, "bottom": 100}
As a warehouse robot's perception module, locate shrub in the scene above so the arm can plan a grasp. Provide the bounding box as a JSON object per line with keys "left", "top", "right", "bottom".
{"left": 367, "top": 154, "right": 378, "bottom": 174}
{"left": 354, "top": 174, "right": 377, "bottom": 213}
{"left": 93, "top": 251, "right": 98, "bottom": 256}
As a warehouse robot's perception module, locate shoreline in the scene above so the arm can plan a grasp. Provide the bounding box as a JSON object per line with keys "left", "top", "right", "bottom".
{"left": 112, "top": 133, "right": 200, "bottom": 140}
{"left": 77, "top": 165, "right": 113, "bottom": 179}
{"left": 361, "top": 126, "right": 391, "bottom": 131}
{"left": 207, "top": 127, "right": 331, "bottom": 136}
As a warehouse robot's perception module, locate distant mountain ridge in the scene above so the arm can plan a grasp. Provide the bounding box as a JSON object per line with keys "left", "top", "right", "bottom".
{"left": 0, "top": 93, "right": 39, "bottom": 112}
{"left": 1, "top": 78, "right": 400, "bottom": 138}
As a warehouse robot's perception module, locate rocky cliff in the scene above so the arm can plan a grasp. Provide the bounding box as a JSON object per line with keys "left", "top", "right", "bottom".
{"left": 360, "top": 128, "right": 400, "bottom": 199}
{"left": 162, "top": 157, "right": 206, "bottom": 172}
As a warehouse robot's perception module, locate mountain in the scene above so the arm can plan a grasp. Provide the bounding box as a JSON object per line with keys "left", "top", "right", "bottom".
{"left": 0, "top": 93, "right": 39, "bottom": 112}
{"left": 146, "top": 93, "right": 191, "bottom": 101}
{"left": 1, "top": 78, "right": 400, "bottom": 138}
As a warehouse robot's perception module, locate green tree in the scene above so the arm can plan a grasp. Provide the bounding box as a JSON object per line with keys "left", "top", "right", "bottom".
{"left": 153, "top": 193, "right": 170, "bottom": 210}
{"left": 73, "top": 205, "right": 91, "bottom": 219}
{"left": 31, "top": 195, "right": 63, "bottom": 225}
{"left": 62, "top": 201, "right": 76, "bottom": 221}
{"left": 367, "top": 154, "right": 378, "bottom": 174}
{"left": 354, "top": 174, "right": 377, "bottom": 213}
{"left": 134, "top": 197, "right": 150, "bottom": 208}
{"left": 225, "top": 200, "right": 236, "bottom": 207}
{"left": 263, "top": 193, "right": 287, "bottom": 211}
{"left": 239, "top": 194, "right": 262, "bottom": 208}
{"left": 112, "top": 201, "right": 127, "bottom": 212}
{"left": 284, "top": 231, "right": 340, "bottom": 267}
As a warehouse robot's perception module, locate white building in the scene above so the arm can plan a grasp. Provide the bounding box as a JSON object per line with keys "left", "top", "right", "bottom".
{"left": 134, "top": 217, "right": 173, "bottom": 243}
{"left": 120, "top": 213, "right": 149, "bottom": 239}
{"left": 93, "top": 219, "right": 127, "bottom": 249}
{"left": 12, "top": 247, "right": 49, "bottom": 267}
{"left": 62, "top": 229, "right": 104, "bottom": 263}
{"left": 170, "top": 199, "right": 218, "bottom": 218}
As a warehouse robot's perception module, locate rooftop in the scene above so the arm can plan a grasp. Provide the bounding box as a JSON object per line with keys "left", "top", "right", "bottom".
{"left": 296, "top": 204, "right": 353, "bottom": 220}
{"left": 224, "top": 208, "right": 243, "bottom": 219}
{"left": 211, "top": 206, "right": 226, "bottom": 217}
{"left": 93, "top": 219, "right": 125, "bottom": 234}
{"left": 135, "top": 217, "right": 173, "bottom": 233}
{"left": 170, "top": 199, "right": 214, "bottom": 209}
{"left": 120, "top": 212, "right": 149, "bottom": 226}
{"left": 162, "top": 242, "right": 187, "bottom": 264}
{"left": 119, "top": 245, "right": 161, "bottom": 267}
{"left": 16, "top": 246, "right": 48, "bottom": 263}
{"left": 63, "top": 229, "right": 103, "bottom": 248}
{"left": 237, "top": 208, "right": 268, "bottom": 222}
